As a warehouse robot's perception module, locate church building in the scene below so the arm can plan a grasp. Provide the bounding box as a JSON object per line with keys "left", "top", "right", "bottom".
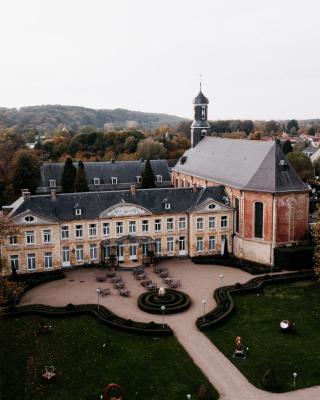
{"left": 172, "top": 88, "right": 310, "bottom": 265}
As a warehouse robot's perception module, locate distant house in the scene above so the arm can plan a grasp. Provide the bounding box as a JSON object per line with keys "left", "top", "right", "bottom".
{"left": 303, "top": 146, "right": 319, "bottom": 158}
{"left": 36, "top": 159, "right": 172, "bottom": 193}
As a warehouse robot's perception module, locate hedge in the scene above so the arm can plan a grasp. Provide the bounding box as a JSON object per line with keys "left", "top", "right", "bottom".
{"left": 196, "top": 271, "right": 315, "bottom": 331}
{"left": 273, "top": 246, "right": 314, "bottom": 270}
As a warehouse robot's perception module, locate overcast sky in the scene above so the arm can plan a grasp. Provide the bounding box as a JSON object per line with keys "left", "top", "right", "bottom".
{"left": 1, "top": 0, "right": 319, "bottom": 120}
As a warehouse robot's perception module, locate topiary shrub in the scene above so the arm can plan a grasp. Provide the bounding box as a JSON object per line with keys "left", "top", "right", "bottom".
{"left": 262, "top": 368, "right": 280, "bottom": 391}
{"left": 66, "top": 303, "right": 76, "bottom": 311}
{"left": 197, "top": 384, "right": 215, "bottom": 400}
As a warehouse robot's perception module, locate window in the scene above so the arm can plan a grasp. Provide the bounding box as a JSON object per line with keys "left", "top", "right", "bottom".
{"left": 90, "top": 244, "right": 97, "bottom": 260}
{"left": 44, "top": 252, "right": 53, "bottom": 269}
{"left": 155, "top": 219, "right": 161, "bottom": 232}
{"left": 26, "top": 231, "right": 35, "bottom": 244}
{"left": 196, "top": 217, "right": 204, "bottom": 230}
{"left": 116, "top": 222, "right": 123, "bottom": 235}
{"left": 254, "top": 202, "right": 264, "bottom": 239}
{"left": 142, "top": 220, "right": 149, "bottom": 232}
{"left": 136, "top": 176, "right": 142, "bottom": 183}
{"left": 75, "top": 208, "right": 82, "bottom": 216}
{"left": 75, "top": 225, "right": 83, "bottom": 238}
{"left": 235, "top": 198, "right": 240, "bottom": 234}
{"left": 43, "top": 229, "right": 51, "bottom": 243}
{"left": 111, "top": 177, "right": 118, "bottom": 185}
{"left": 9, "top": 235, "right": 17, "bottom": 245}
{"left": 165, "top": 203, "right": 171, "bottom": 210}
{"left": 167, "top": 237, "right": 174, "bottom": 253}
{"left": 209, "top": 236, "right": 216, "bottom": 251}
{"left": 209, "top": 217, "right": 216, "bottom": 230}
{"left": 208, "top": 203, "right": 215, "bottom": 209}
{"left": 10, "top": 255, "right": 19, "bottom": 271}
{"left": 196, "top": 237, "right": 204, "bottom": 252}
{"left": 89, "top": 223, "right": 97, "bottom": 237}
{"left": 129, "top": 221, "right": 136, "bottom": 234}
{"left": 166, "top": 218, "right": 174, "bottom": 231}
{"left": 61, "top": 226, "right": 69, "bottom": 239}
{"left": 27, "top": 253, "right": 36, "bottom": 270}
{"left": 221, "top": 216, "right": 228, "bottom": 228}
{"left": 156, "top": 175, "right": 163, "bottom": 182}
{"left": 179, "top": 217, "right": 186, "bottom": 230}
{"left": 102, "top": 222, "right": 110, "bottom": 236}
{"left": 142, "top": 243, "right": 148, "bottom": 256}
{"left": 155, "top": 239, "right": 162, "bottom": 254}
{"left": 93, "top": 178, "right": 100, "bottom": 185}
{"left": 130, "top": 244, "right": 137, "bottom": 258}
{"left": 62, "top": 247, "right": 70, "bottom": 263}
{"left": 24, "top": 215, "right": 35, "bottom": 223}
{"left": 76, "top": 245, "right": 84, "bottom": 261}
{"left": 49, "top": 179, "right": 56, "bottom": 188}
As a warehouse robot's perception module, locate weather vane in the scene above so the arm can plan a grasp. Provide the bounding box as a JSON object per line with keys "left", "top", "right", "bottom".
{"left": 199, "top": 74, "right": 203, "bottom": 90}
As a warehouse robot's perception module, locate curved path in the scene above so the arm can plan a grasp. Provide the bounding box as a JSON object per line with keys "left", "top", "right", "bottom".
{"left": 20, "top": 259, "right": 320, "bottom": 400}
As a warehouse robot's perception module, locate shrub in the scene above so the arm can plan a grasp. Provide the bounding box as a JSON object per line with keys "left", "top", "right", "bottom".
{"left": 274, "top": 246, "right": 314, "bottom": 270}
{"left": 66, "top": 303, "right": 76, "bottom": 311}
{"left": 197, "top": 384, "right": 215, "bottom": 400}
{"left": 262, "top": 368, "right": 280, "bottom": 391}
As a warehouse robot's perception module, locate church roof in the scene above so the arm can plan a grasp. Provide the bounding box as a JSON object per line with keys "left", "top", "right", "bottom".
{"left": 193, "top": 90, "right": 209, "bottom": 105}
{"left": 173, "top": 137, "right": 309, "bottom": 193}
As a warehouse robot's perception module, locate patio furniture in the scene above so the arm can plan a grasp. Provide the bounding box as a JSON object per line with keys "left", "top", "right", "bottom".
{"left": 96, "top": 274, "right": 106, "bottom": 282}
{"left": 136, "top": 273, "right": 147, "bottom": 280}
{"left": 141, "top": 280, "right": 152, "bottom": 287}
{"left": 111, "top": 276, "right": 122, "bottom": 284}
{"left": 159, "top": 271, "right": 169, "bottom": 278}
{"left": 163, "top": 277, "right": 173, "bottom": 285}
{"left": 100, "top": 288, "right": 111, "bottom": 296}
{"left": 106, "top": 271, "right": 116, "bottom": 278}
{"left": 146, "top": 283, "right": 157, "bottom": 291}
{"left": 119, "top": 288, "right": 130, "bottom": 297}
{"left": 115, "top": 281, "right": 125, "bottom": 289}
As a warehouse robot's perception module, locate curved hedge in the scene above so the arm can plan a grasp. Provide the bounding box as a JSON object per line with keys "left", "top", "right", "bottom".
{"left": 196, "top": 271, "right": 315, "bottom": 331}
{"left": 0, "top": 303, "right": 173, "bottom": 336}
{"left": 138, "top": 289, "right": 191, "bottom": 314}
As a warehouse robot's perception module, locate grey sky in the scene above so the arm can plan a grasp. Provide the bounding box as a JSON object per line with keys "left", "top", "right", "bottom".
{"left": 1, "top": 0, "right": 319, "bottom": 120}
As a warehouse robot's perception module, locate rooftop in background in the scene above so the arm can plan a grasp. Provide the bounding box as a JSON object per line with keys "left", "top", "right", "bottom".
{"left": 173, "top": 137, "right": 308, "bottom": 193}
{"left": 8, "top": 186, "right": 229, "bottom": 222}
{"left": 37, "top": 159, "right": 172, "bottom": 193}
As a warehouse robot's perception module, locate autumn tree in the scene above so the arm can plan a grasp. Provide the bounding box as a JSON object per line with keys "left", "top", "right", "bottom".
{"left": 74, "top": 160, "right": 89, "bottom": 192}
{"left": 287, "top": 152, "right": 314, "bottom": 181}
{"left": 282, "top": 140, "right": 293, "bottom": 155}
{"left": 12, "top": 150, "right": 41, "bottom": 195}
{"left": 136, "top": 138, "right": 166, "bottom": 160}
{"left": 61, "top": 157, "right": 77, "bottom": 193}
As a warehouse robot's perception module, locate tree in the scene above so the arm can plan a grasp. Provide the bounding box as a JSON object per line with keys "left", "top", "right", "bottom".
{"left": 197, "top": 384, "right": 215, "bottom": 400}
{"left": 61, "top": 157, "right": 77, "bottom": 193}
{"left": 240, "top": 120, "right": 254, "bottom": 135}
{"left": 248, "top": 131, "right": 261, "bottom": 140}
{"left": 286, "top": 119, "right": 299, "bottom": 135}
{"left": 136, "top": 138, "right": 166, "bottom": 160}
{"left": 287, "top": 152, "right": 314, "bottom": 181}
{"left": 12, "top": 150, "right": 41, "bottom": 195}
{"left": 141, "top": 159, "right": 155, "bottom": 188}
{"left": 265, "top": 120, "right": 279, "bottom": 134}
{"left": 0, "top": 214, "right": 20, "bottom": 276}
{"left": 312, "top": 207, "right": 320, "bottom": 280}
{"left": 282, "top": 140, "right": 293, "bottom": 155}
{"left": 262, "top": 368, "right": 280, "bottom": 390}
{"left": 74, "top": 160, "right": 89, "bottom": 192}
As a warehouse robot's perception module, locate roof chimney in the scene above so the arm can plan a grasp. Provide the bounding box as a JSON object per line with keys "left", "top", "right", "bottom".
{"left": 21, "top": 189, "right": 31, "bottom": 200}
{"left": 193, "top": 184, "right": 198, "bottom": 193}
{"left": 51, "top": 189, "right": 57, "bottom": 201}
{"left": 130, "top": 184, "right": 136, "bottom": 195}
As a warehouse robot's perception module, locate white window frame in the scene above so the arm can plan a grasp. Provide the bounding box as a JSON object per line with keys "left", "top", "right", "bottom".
{"left": 111, "top": 177, "right": 118, "bottom": 185}
{"left": 62, "top": 246, "right": 70, "bottom": 263}
{"left": 102, "top": 222, "right": 110, "bottom": 236}
{"left": 221, "top": 215, "right": 228, "bottom": 229}
{"left": 75, "top": 224, "right": 83, "bottom": 239}
{"left": 93, "top": 178, "right": 100, "bottom": 185}
{"left": 10, "top": 255, "right": 19, "bottom": 271}
{"left": 209, "top": 236, "right": 216, "bottom": 251}
{"left": 27, "top": 253, "right": 36, "bottom": 270}
{"left": 89, "top": 223, "right": 97, "bottom": 237}
{"left": 90, "top": 244, "right": 98, "bottom": 260}
{"left": 116, "top": 221, "right": 123, "bottom": 235}
{"left": 155, "top": 239, "right": 162, "bottom": 254}
{"left": 26, "top": 231, "right": 35, "bottom": 245}
{"left": 155, "top": 219, "right": 161, "bottom": 232}
{"left": 76, "top": 245, "right": 84, "bottom": 261}
{"left": 209, "top": 216, "right": 216, "bottom": 230}
{"left": 129, "top": 221, "right": 136, "bottom": 234}
{"left": 142, "top": 220, "right": 149, "bottom": 232}
{"left": 196, "top": 217, "right": 204, "bottom": 231}
{"left": 61, "top": 226, "right": 69, "bottom": 240}
{"left": 44, "top": 252, "right": 53, "bottom": 269}
{"left": 179, "top": 217, "right": 186, "bottom": 230}
{"left": 167, "top": 237, "right": 174, "bottom": 253}
{"left": 42, "top": 229, "right": 52, "bottom": 244}
{"left": 9, "top": 235, "right": 18, "bottom": 245}
{"left": 75, "top": 208, "right": 82, "bottom": 216}
{"left": 49, "top": 179, "right": 56, "bottom": 188}
{"left": 196, "top": 237, "right": 204, "bottom": 252}
{"left": 165, "top": 203, "right": 171, "bottom": 210}
{"left": 156, "top": 175, "right": 163, "bottom": 182}
{"left": 166, "top": 218, "right": 174, "bottom": 231}
{"left": 136, "top": 176, "right": 142, "bottom": 183}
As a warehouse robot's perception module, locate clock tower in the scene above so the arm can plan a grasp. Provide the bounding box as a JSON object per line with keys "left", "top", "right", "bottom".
{"left": 191, "top": 85, "right": 210, "bottom": 147}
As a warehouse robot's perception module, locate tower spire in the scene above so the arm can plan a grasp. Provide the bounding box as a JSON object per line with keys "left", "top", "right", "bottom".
{"left": 199, "top": 74, "right": 202, "bottom": 91}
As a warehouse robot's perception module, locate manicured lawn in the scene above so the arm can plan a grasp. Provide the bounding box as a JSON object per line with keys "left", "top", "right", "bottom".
{"left": 205, "top": 280, "right": 320, "bottom": 392}
{"left": 0, "top": 315, "right": 217, "bottom": 400}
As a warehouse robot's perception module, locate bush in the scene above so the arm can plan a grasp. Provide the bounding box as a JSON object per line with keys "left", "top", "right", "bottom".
{"left": 274, "top": 246, "right": 314, "bottom": 270}
{"left": 262, "top": 368, "right": 280, "bottom": 391}
{"left": 197, "top": 384, "right": 215, "bottom": 400}
{"left": 66, "top": 303, "right": 76, "bottom": 311}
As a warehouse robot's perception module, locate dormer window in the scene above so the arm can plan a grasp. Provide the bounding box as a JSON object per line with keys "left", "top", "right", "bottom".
{"left": 111, "top": 177, "right": 118, "bottom": 185}
{"left": 136, "top": 176, "right": 142, "bottom": 183}
{"left": 24, "top": 215, "right": 35, "bottom": 223}
{"left": 93, "top": 178, "right": 100, "bottom": 185}
{"left": 49, "top": 180, "right": 56, "bottom": 188}
{"left": 165, "top": 203, "right": 171, "bottom": 210}
{"left": 75, "top": 208, "right": 82, "bottom": 216}
{"left": 156, "top": 175, "right": 163, "bottom": 183}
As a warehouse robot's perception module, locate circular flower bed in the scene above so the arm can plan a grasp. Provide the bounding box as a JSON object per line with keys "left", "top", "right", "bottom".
{"left": 138, "top": 289, "right": 191, "bottom": 314}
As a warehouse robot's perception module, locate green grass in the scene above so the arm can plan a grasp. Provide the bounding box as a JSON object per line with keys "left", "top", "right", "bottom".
{"left": 0, "top": 315, "right": 218, "bottom": 400}
{"left": 205, "top": 280, "right": 320, "bottom": 392}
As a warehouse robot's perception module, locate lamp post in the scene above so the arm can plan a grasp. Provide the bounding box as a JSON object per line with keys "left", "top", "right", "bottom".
{"left": 96, "top": 288, "right": 101, "bottom": 311}
{"left": 202, "top": 299, "right": 207, "bottom": 322}
{"left": 293, "top": 372, "right": 298, "bottom": 388}
{"left": 219, "top": 274, "right": 224, "bottom": 290}
{"left": 187, "top": 394, "right": 191, "bottom": 400}
{"left": 161, "top": 305, "right": 166, "bottom": 328}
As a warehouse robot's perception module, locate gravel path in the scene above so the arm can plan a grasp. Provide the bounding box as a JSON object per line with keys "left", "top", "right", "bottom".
{"left": 20, "top": 259, "right": 320, "bottom": 400}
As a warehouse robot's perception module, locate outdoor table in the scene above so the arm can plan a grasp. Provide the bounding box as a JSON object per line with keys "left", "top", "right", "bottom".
{"left": 141, "top": 280, "right": 152, "bottom": 287}
{"left": 100, "top": 288, "right": 111, "bottom": 296}
{"left": 119, "top": 289, "right": 130, "bottom": 297}
{"left": 111, "top": 276, "right": 121, "bottom": 283}
{"left": 106, "top": 271, "right": 116, "bottom": 278}
{"left": 159, "top": 271, "right": 168, "bottom": 278}
{"left": 136, "top": 273, "right": 146, "bottom": 280}
{"left": 163, "top": 278, "right": 173, "bottom": 284}
{"left": 115, "top": 282, "right": 125, "bottom": 289}
{"left": 96, "top": 275, "right": 106, "bottom": 282}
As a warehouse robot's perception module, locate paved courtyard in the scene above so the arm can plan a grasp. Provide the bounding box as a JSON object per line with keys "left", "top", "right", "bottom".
{"left": 20, "top": 259, "right": 320, "bottom": 400}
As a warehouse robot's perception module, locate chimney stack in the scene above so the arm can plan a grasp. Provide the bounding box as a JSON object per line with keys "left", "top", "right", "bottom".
{"left": 193, "top": 183, "right": 198, "bottom": 193}
{"left": 130, "top": 184, "right": 136, "bottom": 195}
{"left": 21, "top": 189, "right": 31, "bottom": 200}
{"left": 51, "top": 189, "right": 57, "bottom": 201}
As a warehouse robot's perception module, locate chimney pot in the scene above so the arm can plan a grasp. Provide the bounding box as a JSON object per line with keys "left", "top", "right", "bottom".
{"left": 193, "top": 184, "right": 198, "bottom": 192}
{"left": 21, "top": 189, "right": 31, "bottom": 199}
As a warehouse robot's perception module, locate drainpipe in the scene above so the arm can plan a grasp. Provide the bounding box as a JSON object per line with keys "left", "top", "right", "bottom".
{"left": 271, "top": 194, "right": 277, "bottom": 266}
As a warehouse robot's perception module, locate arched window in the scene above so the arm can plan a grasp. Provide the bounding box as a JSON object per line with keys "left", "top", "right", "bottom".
{"left": 234, "top": 198, "right": 240, "bottom": 233}
{"left": 254, "top": 202, "right": 264, "bottom": 239}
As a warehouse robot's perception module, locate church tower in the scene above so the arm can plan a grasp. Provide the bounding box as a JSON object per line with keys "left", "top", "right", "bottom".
{"left": 191, "top": 85, "right": 210, "bottom": 147}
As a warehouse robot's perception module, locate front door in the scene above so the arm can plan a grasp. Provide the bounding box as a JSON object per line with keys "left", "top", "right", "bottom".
{"left": 179, "top": 236, "right": 186, "bottom": 256}
{"left": 130, "top": 244, "right": 137, "bottom": 260}
{"left": 62, "top": 247, "right": 71, "bottom": 267}
{"left": 117, "top": 245, "right": 124, "bottom": 261}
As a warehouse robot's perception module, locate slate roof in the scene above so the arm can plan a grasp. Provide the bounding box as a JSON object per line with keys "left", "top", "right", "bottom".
{"left": 193, "top": 90, "right": 209, "bottom": 105}
{"left": 10, "top": 186, "right": 229, "bottom": 222}
{"left": 37, "top": 160, "right": 171, "bottom": 193}
{"left": 303, "top": 146, "right": 318, "bottom": 155}
{"left": 173, "top": 137, "right": 309, "bottom": 193}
